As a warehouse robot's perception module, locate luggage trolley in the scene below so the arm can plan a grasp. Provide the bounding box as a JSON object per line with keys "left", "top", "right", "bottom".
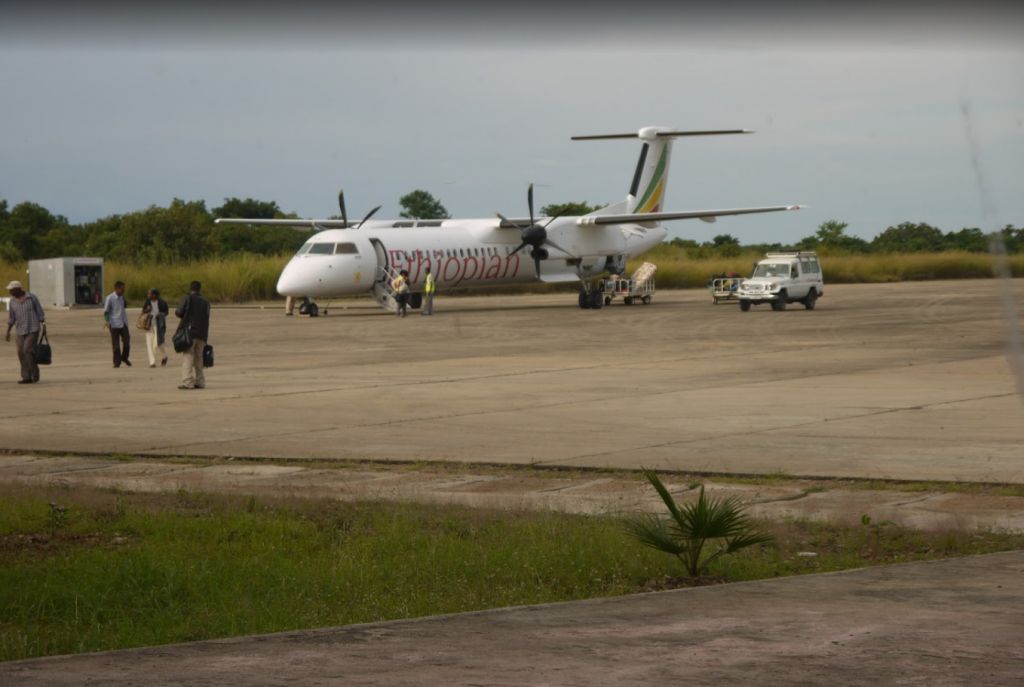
{"left": 602, "top": 262, "right": 657, "bottom": 306}
{"left": 709, "top": 274, "right": 743, "bottom": 304}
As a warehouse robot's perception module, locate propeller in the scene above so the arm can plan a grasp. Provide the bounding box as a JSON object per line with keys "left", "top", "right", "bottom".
{"left": 496, "top": 183, "right": 568, "bottom": 277}
{"left": 338, "top": 189, "right": 380, "bottom": 229}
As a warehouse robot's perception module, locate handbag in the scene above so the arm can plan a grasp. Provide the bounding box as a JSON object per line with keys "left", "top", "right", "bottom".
{"left": 34, "top": 330, "right": 52, "bottom": 366}
{"left": 172, "top": 325, "right": 192, "bottom": 353}
{"left": 202, "top": 344, "right": 214, "bottom": 368}
{"left": 136, "top": 311, "right": 153, "bottom": 331}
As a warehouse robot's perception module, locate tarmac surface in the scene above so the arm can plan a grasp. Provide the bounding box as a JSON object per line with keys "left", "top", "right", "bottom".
{"left": 4, "top": 280, "right": 1024, "bottom": 684}
{"left": 5, "top": 551, "right": 1023, "bottom": 686}
{"left": 3, "top": 280, "right": 1022, "bottom": 482}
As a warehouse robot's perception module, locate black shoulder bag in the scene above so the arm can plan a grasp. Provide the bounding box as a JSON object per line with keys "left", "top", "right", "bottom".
{"left": 172, "top": 296, "right": 193, "bottom": 353}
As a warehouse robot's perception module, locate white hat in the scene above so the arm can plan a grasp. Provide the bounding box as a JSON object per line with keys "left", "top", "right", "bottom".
{"left": 5, "top": 280, "right": 23, "bottom": 291}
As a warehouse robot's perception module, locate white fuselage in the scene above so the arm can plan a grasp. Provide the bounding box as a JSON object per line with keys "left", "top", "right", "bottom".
{"left": 275, "top": 217, "right": 667, "bottom": 298}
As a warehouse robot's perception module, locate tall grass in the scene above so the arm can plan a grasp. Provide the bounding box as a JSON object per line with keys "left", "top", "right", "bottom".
{"left": 2, "top": 255, "right": 288, "bottom": 304}
{"left": 2, "top": 250, "right": 1021, "bottom": 303}
{"left": 627, "top": 247, "right": 1024, "bottom": 289}
{"left": 107, "top": 255, "right": 288, "bottom": 303}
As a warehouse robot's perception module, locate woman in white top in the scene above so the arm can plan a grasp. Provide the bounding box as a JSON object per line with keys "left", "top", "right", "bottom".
{"left": 141, "top": 288, "right": 169, "bottom": 367}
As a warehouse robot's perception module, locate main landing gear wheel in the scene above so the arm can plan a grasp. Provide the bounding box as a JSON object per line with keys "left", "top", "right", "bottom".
{"left": 307, "top": 303, "right": 320, "bottom": 317}
{"left": 578, "top": 291, "right": 591, "bottom": 309}
{"left": 590, "top": 290, "right": 604, "bottom": 309}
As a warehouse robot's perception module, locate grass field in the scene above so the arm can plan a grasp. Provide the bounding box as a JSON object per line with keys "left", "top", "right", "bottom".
{"left": 2, "top": 250, "right": 1022, "bottom": 304}
{"left": 3, "top": 484, "right": 1023, "bottom": 662}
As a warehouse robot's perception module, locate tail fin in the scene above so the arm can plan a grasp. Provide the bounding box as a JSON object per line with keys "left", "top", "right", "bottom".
{"left": 572, "top": 127, "right": 752, "bottom": 214}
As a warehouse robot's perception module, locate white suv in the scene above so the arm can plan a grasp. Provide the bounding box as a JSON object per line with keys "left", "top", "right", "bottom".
{"left": 737, "top": 252, "right": 823, "bottom": 311}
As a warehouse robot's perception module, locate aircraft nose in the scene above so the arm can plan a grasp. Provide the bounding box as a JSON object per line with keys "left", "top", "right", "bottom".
{"left": 276, "top": 260, "right": 308, "bottom": 296}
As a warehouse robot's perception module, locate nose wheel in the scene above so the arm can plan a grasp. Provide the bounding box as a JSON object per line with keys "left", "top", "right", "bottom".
{"left": 297, "top": 299, "right": 321, "bottom": 317}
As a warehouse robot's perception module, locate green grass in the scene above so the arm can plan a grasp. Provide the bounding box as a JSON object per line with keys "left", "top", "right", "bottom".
{"left": 2, "top": 484, "right": 1023, "bottom": 662}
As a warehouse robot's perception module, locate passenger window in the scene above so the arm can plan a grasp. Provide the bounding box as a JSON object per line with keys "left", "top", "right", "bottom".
{"left": 308, "top": 243, "right": 333, "bottom": 255}
{"left": 334, "top": 242, "right": 359, "bottom": 255}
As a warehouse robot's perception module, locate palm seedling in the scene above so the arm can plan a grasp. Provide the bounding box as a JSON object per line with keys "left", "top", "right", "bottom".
{"left": 624, "top": 470, "right": 774, "bottom": 577}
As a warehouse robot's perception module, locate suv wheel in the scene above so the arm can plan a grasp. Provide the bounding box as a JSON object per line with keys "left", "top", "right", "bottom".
{"left": 739, "top": 299, "right": 751, "bottom": 312}
{"left": 771, "top": 291, "right": 787, "bottom": 311}
{"left": 803, "top": 289, "right": 818, "bottom": 310}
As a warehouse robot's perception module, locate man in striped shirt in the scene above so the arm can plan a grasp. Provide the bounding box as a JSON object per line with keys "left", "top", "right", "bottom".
{"left": 5, "top": 280, "right": 46, "bottom": 384}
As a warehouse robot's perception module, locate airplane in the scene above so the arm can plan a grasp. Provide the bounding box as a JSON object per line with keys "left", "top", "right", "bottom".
{"left": 215, "top": 126, "right": 802, "bottom": 315}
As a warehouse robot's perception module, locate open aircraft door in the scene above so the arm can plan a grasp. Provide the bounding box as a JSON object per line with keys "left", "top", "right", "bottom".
{"left": 368, "top": 238, "right": 399, "bottom": 313}
{"left": 370, "top": 238, "right": 389, "bottom": 283}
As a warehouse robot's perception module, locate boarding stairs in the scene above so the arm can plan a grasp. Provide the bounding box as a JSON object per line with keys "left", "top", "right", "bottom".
{"left": 372, "top": 266, "right": 400, "bottom": 313}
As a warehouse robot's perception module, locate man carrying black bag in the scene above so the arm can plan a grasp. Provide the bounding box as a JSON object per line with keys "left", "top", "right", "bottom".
{"left": 174, "top": 280, "right": 211, "bottom": 390}
{"left": 5, "top": 280, "right": 46, "bottom": 384}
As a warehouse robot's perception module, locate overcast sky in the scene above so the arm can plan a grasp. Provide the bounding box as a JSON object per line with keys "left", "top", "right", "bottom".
{"left": 1, "top": 2, "right": 1021, "bottom": 244}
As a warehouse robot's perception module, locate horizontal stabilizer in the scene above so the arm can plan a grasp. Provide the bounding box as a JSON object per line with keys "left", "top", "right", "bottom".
{"left": 576, "top": 205, "right": 803, "bottom": 226}
{"left": 572, "top": 129, "right": 752, "bottom": 140}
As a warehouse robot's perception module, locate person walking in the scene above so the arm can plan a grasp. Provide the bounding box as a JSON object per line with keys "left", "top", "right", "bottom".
{"left": 175, "top": 280, "right": 210, "bottom": 390}
{"left": 104, "top": 280, "right": 131, "bottom": 367}
{"left": 5, "top": 280, "right": 46, "bottom": 384}
{"left": 142, "top": 287, "right": 169, "bottom": 368}
{"left": 391, "top": 270, "right": 410, "bottom": 318}
{"left": 422, "top": 267, "right": 436, "bottom": 316}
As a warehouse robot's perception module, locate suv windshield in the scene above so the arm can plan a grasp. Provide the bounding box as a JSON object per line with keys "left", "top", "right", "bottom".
{"left": 752, "top": 262, "right": 792, "bottom": 278}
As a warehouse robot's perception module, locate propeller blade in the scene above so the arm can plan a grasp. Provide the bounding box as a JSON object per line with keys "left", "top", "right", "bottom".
{"left": 527, "top": 183, "right": 535, "bottom": 227}
{"left": 533, "top": 253, "right": 542, "bottom": 278}
{"left": 510, "top": 241, "right": 529, "bottom": 255}
{"left": 544, "top": 237, "right": 571, "bottom": 256}
{"left": 338, "top": 190, "right": 348, "bottom": 226}
{"left": 541, "top": 211, "right": 564, "bottom": 229}
{"left": 497, "top": 212, "right": 526, "bottom": 229}
{"left": 355, "top": 205, "right": 381, "bottom": 229}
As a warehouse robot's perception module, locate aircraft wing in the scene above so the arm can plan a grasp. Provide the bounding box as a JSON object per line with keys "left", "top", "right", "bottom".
{"left": 575, "top": 205, "right": 803, "bottom": 226}
{"left": 214, "top": 218, "right": 349, "bottom": 231}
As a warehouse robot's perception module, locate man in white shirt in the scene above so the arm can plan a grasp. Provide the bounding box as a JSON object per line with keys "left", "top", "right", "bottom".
{"left": 103, "top": 281, "right": 131, "bottom": 368}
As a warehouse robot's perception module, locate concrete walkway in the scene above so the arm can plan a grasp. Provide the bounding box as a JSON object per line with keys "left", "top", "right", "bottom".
{"left": 4, "top": 454, "right": 1024, "bottom": 532}
{"left": 4, "top": 551, "right": 1023, "bottom": 686}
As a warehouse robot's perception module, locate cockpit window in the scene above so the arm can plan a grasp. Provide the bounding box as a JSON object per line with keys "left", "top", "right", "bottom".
{"left": 334, "top": 242, "right": 359, "bottom": 255}
{"left": 297, "top": 242, "right": 313, "bottom": 255}
{"left": 308, "top": 243, "right": 334, "bottom": 255}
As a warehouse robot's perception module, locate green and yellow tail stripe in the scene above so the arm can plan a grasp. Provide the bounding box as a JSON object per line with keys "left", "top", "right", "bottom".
{"left": 633, "top": 148, "right": 667, "bottom": 213}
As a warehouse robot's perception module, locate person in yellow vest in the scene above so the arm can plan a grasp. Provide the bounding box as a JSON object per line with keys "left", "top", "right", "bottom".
{"left": 391, "top": 270, "right": 410, "bottom": 317}
{"left": 422, "top": 267, "right": 436, "bottom": 316}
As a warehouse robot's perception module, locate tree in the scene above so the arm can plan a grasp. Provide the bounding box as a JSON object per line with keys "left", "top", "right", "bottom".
{"left": 399, "top": 190, "right": 449, "bottom": 219}
{"left": 872, "top": 222, "right": 945, "bottom": 253}
{"left": 797, "top": 220, "right": 870, "bottom": 254}
{"left": 624, "top": 470, "right": 773, "bottom": 578}
{"left": 943, "top": 228, "right": 988, "bottom": 253}
{"left": 0, "top": 201, "right": 69, "bottom": 260}
{"left": 540, "top": 201, "right": 604, "bottom": 217}
{"left": 212, "top": 197, "right": 282, "bottom": 220}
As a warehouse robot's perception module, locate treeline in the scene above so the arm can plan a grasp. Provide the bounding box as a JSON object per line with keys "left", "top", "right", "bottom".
{"left": 0, "top": 197, "right": 309, "bottom": 263}
{"left": 669, "top": 220, "right": 1024, "bottom": 258}
{"left": 1, "top": 195, "right": 1021, "bottom": 265}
